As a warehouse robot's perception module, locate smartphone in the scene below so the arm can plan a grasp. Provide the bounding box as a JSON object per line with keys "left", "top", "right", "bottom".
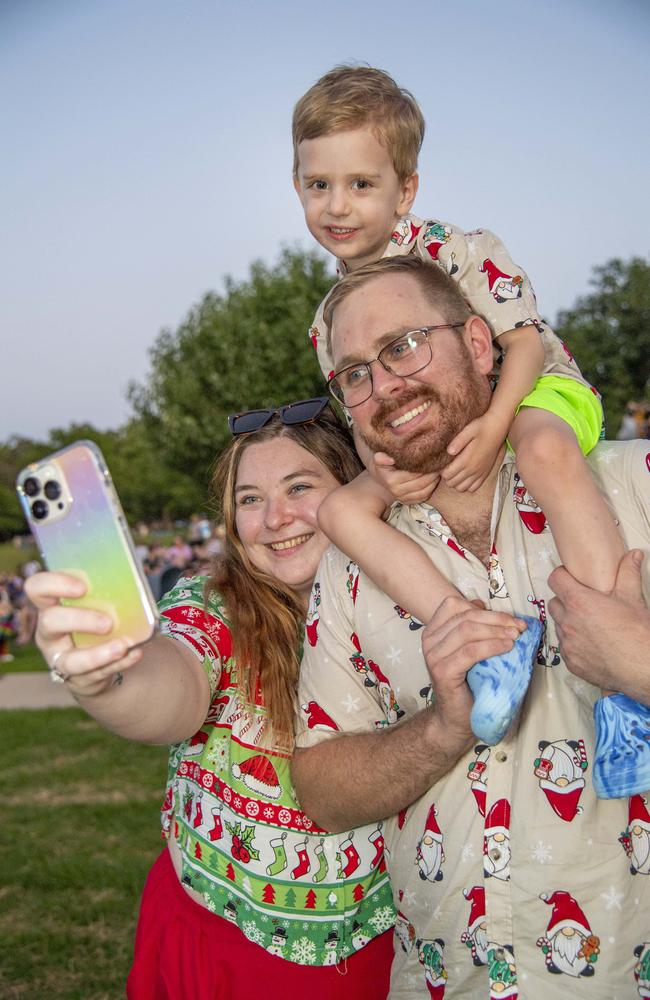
{"left": 16, "top": 440, "right": 158, "bottom": 648}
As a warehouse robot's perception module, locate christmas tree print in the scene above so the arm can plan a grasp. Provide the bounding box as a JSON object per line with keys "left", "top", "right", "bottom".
{"left": 284, "top": 887, "right": 297, "bottom": 908}
{"left": 226, "top": 862, "right": 236, "bottom": 881}
{"left": 305, "top": 889, "right": 317, "bottom": 909}
{"left": 353, "top": 883, "right": 364, "bottom": 902}
{"left": 263, "top": 884, "right": 276, "bottom": 904}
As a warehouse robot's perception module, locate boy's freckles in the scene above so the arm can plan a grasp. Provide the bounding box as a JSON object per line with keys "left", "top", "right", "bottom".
{"left": 293, "top": 128, "right": 418, "bottom": 271}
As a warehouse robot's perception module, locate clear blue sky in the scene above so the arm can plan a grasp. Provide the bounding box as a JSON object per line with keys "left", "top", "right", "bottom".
{"left": 3, "top": 0, "right": 649, "bottom": 440}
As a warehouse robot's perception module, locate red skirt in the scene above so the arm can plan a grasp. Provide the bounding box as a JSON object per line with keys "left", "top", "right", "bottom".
{"left": 127, "top": 848, "right": 393, "bottom": 1000}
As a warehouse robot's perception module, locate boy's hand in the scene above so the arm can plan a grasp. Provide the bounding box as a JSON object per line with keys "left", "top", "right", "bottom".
{"left": 442, "top": 412, "right": 507, "bottom": 492}
{"left": 372, "top": 452, "right": 440, "bottom": 504}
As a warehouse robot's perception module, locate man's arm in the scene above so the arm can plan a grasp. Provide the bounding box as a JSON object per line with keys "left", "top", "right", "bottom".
{"left": 548, "top": 550, "right": 650, "bottom": 703}
{"left": 292, "top": 597, "right": 523, "bottom": 831}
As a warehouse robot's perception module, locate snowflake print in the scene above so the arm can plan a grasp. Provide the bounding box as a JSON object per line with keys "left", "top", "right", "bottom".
{"left": 203, "top": 894, "right": 217, "bottom": 913}
{"left": 233, "top": 797, "right": 243, "bottom": 809}
{"left": 242, "top": 921, "right": 265, "bottom": 945}
{"left": 186, "top": 608, "right": 200, "bottom": 620}
{"left": 369, "top": 905, "right": 397, "bottom": 934}
{"left": 263, "top": 807, "right": 274, "bottom": 820}
{"left": 402, "top": 888, "right": 416, "bottom": 906}
{"left": 385, "top": 645, "right": 402, "bottom": 666}
{"left": 290, "top": 937, "right": 318, "bottom": 964}
{"left": 431, "top": 905, "right": 442, "bottom": 921}
{"left": 531, "top": 840, "right": 553, "bottom": 863}
{"left": 205, "top": 740, "right": 228, "bottom": 772}
{"left": 601, "top": 885, "right": 624, "bottom": 910}
{"left": 342, "top": 693, "right": 361, "bottom": 713}
{"left": 461, "top": 842, "right": 474, "bottom": 861}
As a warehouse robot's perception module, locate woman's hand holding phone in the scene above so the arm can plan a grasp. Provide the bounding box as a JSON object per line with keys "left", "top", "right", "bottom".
{"left": 27, "top": 571, "right": 146, "bottom": 697}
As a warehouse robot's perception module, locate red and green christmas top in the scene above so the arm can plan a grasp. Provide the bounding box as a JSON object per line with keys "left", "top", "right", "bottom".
{"left": 157, "top": 576, "right": 395, "bottom": 965}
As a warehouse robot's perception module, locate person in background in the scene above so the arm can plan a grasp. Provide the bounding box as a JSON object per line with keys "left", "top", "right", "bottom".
{"left": 0, "top": 574, "right": 16, "bottom": 662}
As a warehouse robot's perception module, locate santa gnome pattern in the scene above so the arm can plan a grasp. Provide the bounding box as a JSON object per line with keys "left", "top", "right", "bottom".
{"left": 231, "top": 754, "right": 282, "bottom": 800}
{"left": 483, "top": 799, "right": 511, "bottom": 881}
{"left": 534, "top": 738, "right": 588, "bottom": 822}
{"left": 416, "top": 803, "right": 444, "bottom": 882}
{"left": 461, "top": 886, "right": 489, "bottom": 966}
{"left": 620, "top": 794, "right": 650, "bottom": 875}
{"left": 479, "top": 257, "right": 523, "bottom": 302}
{"left": 537, "top": 891, "right": 600, "bottom": 978}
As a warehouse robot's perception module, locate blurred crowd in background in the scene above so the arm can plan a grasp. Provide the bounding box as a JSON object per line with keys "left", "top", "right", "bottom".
{"left": 0, "top": 514, "right": 225, "bottom": 664}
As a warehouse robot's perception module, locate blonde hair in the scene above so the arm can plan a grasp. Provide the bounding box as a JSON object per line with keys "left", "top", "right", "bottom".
{"left": 207, "top": 414, "right": 361, "bottom": 749}
{"left": 292, "top": 65, "right": 425, "bottom": 181}
{"left": 323, "top": 255, "right": 472, "bottom": 360}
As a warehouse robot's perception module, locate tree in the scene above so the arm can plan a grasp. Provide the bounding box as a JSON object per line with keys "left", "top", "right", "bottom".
{"left": 0, "top": 421, "right": 204, "bottom": 541}
{"left": 555, "top": 257, "right": 650, "bottom": 436}
{"left": 129, "top": 247, "right": 335, "bottom": 488}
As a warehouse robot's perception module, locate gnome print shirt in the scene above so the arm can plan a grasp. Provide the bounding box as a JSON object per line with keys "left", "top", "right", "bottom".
{"left": 157, "top": 576, "right": 395, "bottom": 966}
{"left": 297, "top": 441, "right": 650, "bottom": 998}
{"left": 308, "top": 213, "right": 595, "bottom": 407}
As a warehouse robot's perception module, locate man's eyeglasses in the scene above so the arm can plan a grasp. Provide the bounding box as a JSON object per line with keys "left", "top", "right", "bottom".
{"left": 228, "top": 396, "right": 331, "bottom": 435}
{"left": 327, "top": 323, "right": 466, "bottom": 408}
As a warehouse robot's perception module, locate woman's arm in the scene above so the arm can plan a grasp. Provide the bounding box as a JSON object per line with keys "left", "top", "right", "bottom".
{"left": 27, "top": 571, "right": 211, "bottom": 744}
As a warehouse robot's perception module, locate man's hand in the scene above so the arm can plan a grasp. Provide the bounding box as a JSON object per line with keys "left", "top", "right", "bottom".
{"left": 548, "top": 550, "right": 650, "bottom": 702}
{"left": 422, "top": 595, "right": 525, "bottom": 743}
{"left": 442, "top": 411, "right": 507, "bottom": 492}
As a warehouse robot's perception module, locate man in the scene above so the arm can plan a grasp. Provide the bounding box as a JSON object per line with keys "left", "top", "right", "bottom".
{"left": 292, "top": 255, "right": 650, "bottom": 998}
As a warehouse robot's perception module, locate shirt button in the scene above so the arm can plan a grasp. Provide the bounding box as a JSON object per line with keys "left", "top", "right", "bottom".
{"left": 495, "top": 751, "right": 507, "bottom": 763}
{"left": 490, "top": 848, "right": 502, "bottom": 860}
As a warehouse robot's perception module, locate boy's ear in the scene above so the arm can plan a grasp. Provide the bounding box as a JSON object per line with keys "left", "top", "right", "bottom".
{"left": 397, "top": 172, "right": 419, "bottom": 215}
{"left": 293, "top": 174, "right": 304, "bottom": 199}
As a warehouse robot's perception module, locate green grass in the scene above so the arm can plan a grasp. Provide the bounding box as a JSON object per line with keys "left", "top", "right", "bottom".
{"left": 1, "top": 641, "right": 47, "bottom": 673}
{"left": 0, "top": 708, "right": 169, "bottom": 999}
{"left": 0, "top": 540, "right": 38, "bottom": 574}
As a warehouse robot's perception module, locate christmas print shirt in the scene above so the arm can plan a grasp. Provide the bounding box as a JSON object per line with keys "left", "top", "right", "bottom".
{"left": 308, "top": 213, "right": 593, "bottom": 399}
{"left": 157, "top": 576, "right": 395, "bottom": 966}
{"left": 296, "top": 440, "right": 650, "bottom": 998}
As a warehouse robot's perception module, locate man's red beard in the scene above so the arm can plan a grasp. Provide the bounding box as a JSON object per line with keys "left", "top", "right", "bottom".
{"left": 359, "top": 348, "right": 491, "bottom": 475}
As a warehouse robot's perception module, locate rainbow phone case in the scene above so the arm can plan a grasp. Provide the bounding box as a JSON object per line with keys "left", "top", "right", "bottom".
{"left": 16, "top": 440, "right": 158, "bottom": 648}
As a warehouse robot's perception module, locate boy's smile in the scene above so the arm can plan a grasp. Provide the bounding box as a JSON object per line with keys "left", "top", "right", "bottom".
{"left": 294, "top": 128, "right": 418, "bottom": 271}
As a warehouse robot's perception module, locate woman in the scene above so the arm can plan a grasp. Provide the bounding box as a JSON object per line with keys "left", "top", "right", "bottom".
{"left": 27, "top": 400, "right": 395, "bottom": 1000}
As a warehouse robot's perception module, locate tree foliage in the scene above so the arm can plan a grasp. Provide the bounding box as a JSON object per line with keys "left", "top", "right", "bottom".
{"left": 555, "top": 257, "right": 650, "bottom": 435}
{"left": 128, "top": 247, "right": 334, "bottom": 483}
{"left": 0, "top": 421, "right": 201, "bottom": 542}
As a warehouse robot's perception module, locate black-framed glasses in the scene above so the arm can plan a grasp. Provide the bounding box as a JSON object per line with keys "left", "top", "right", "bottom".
{"left": 228, "top": 396, "right": 331, "bottom": 435}
{"left": 328, "top": 323, "right": 467, "bottom": 408}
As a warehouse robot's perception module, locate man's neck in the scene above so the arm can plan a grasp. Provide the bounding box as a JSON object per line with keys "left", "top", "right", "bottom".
{"left": 428, "top": 448, "right": 505, "bottom": 567}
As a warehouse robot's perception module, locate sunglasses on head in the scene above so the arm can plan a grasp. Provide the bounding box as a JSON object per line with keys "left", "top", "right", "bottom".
{"left": 227, "top": 396, "right": 331, "bottom": 436}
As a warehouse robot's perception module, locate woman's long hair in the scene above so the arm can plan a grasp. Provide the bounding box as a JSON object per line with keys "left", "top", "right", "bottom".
{"left": 207, "top": 413, "right": 361, "bottom": 749}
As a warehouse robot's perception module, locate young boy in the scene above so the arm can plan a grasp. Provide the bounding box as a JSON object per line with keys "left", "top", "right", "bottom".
{"left": 291, "top": 65, "right": 648, "bottom": 797}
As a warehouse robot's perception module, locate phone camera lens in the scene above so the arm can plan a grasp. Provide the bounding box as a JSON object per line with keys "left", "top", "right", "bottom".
{"left": 31, "top": 499, "right": 49, "bottom": 520}
{"left": 23, "top": 476, "right": 41, "bottom": 497}
{"left": 44, "top": 480, "right": 61, "bottom": 500}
